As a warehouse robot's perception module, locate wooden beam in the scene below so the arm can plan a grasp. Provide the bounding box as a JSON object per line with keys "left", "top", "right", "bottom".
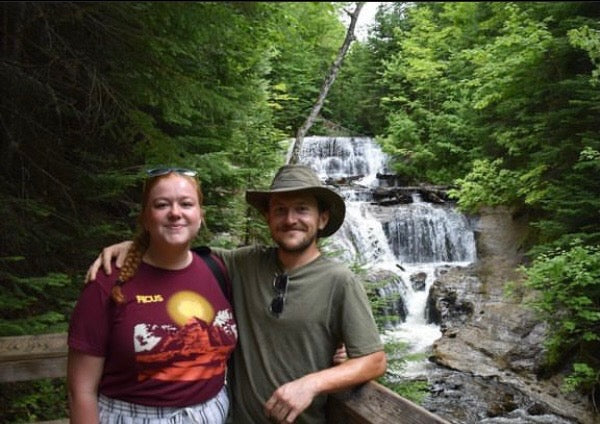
{"left": 328, "top": 381, "right": 451, "bottom": 424}
{"left": 0, "top": 333, "right": 67, "bottom": 382}
{"left": 0, "top": 333, "right": 451, "bottom": 424}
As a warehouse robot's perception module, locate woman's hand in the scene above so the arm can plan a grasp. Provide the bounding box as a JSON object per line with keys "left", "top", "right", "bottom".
{"left": 332, "top": 343, "right": 347, "bottom": 365}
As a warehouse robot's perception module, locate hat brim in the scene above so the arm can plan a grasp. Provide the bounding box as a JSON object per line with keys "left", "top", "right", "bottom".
{"left": 246, "top": 186, "right": 345, "bottom": 237}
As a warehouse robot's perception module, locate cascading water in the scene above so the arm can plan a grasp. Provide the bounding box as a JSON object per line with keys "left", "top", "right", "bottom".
{"left": 297, "top": 136, "right": 476, "bottom": 374}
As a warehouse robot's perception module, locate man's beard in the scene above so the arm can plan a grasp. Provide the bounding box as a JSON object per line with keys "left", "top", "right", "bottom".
{"left": 275, "top": 231, "right": 317, "bottom": 253}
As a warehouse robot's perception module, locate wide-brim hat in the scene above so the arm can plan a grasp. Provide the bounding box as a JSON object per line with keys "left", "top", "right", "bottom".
{"left": 246, "top": 164, "right": 346, "bottom": 237}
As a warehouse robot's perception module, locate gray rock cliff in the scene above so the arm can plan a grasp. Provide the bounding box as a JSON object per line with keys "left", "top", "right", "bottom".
{"left": 426, "top": 207, "right": 595, "bottom": 424}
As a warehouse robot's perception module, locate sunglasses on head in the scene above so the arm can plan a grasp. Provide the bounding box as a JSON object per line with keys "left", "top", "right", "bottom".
{"left": 146, "top": 167, "right": 197, "bottom": 178}
{"left": 269, "top": 273, "right": 288, "bottom": 317}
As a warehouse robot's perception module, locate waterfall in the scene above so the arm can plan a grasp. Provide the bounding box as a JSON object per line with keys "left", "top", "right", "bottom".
{"left": 297, "top": 136, "right": 477, "bottom": 375}
{"left": 298, "top": 135, "right": 388, "bottom": 187}
{"left": 383, "top": 193, "right": 476, "bottom": 264}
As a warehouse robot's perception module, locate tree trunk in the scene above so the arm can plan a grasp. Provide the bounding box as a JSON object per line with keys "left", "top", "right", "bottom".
{"left": 288, "top": 2, "right": 364, "bottom": 164}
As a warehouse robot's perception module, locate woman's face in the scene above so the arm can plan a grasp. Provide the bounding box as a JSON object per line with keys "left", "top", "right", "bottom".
{"left": 142, "top": 174, "right": 202, "bottom": 248}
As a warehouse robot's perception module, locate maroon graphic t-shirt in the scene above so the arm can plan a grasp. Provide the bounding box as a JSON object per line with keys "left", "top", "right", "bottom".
{"left": 68, "top": 253, "right": 237, "bottom": 407}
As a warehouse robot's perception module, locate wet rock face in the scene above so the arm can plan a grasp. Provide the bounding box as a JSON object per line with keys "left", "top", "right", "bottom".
{"left": 424, "top": 370, "right": 545, "bottom": 423}
{"left": 424, "top": 207, "right": 596, "bottom": 424}
{"left": 426, "top": 264, "right": 548, "bottom": 376}
{"left": 425, "top": 269, "right": 476, "bottom": 329}
{"left": 410, "top": 271, "right": 427, "bottom": 291}
{"left": 423, "top": 368, "right": 580, "bottom": 424}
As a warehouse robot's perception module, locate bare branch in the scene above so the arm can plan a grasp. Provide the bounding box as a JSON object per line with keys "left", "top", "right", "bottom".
{"left": 289, "top": 2, "right": 364, "bottom": 164}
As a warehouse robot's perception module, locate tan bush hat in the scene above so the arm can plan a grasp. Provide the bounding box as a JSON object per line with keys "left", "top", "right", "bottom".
{"left": 245, "top": 164, "right": 346, "bottom": 237}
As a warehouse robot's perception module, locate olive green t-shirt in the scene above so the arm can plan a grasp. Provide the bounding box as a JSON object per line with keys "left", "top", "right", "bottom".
{"left": 214, "top": 245, "right": 383, "bottom": 424}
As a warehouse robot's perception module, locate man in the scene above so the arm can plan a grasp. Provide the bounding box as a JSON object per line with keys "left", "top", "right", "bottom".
{"left": 88, "top": 164, "right": 386, "bottom": 424}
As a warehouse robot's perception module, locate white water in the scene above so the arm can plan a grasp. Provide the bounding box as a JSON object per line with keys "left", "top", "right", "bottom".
{"left": 298, "top": 136, "right": 477, "bottom": 377}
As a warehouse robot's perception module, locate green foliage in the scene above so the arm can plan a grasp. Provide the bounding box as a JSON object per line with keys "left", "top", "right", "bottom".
{"left": 563, "top": 363, "right": 600, "bottom": 395}
{"left": 381, "top": 337, "right": 411, "bottom": 374}
{"left": 373, "top": 3, "right": 486, "bottom": 184}
{"left": 0, "top": 379, "right": 68, "bottom": 423}
{"left": 531, "top": 145, "right": 600, "bottom": 249}
{"left": 521, "top": 242, "right": 600, "bottom": 395}
{"left": 266, "top": 2, "right": 346, "bottom": 133}
{"left": 371, "top": 1, "right": 600, "bottom": 208}
{"left": 448, "top": 158, "right": 546, "bottom": 212}
{"left": 383, "top": 378, "right": 430, "bottom": 404}
{"left": 326, "top": 39, "right": 389, "bottom": 135}
{"left": 568, "top": 25, "right": 600, "bottom": 84}
{"left": 378, "top": 336, "right": 430, "bottom": 404}
{"left": 0, "top": 271, "right": 79, "bottom": 336}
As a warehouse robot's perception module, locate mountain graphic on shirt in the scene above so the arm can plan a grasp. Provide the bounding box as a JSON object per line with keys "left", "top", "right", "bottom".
{"left": 134, "top": 309, "right": 236, "bottom": 382}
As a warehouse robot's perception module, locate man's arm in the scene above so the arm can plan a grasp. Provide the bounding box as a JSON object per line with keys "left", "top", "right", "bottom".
{"left": 264, "top": 350, "right": 386, "bottom": 423}
{"left": 67, "top": 349, "right": 105, "bottom": 424}
{"left": 85, "top": 241, "right": 133, "bottom": 282}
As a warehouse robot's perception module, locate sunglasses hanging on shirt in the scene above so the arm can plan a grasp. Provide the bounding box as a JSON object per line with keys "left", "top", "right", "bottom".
{"left": 269, "top": 273, "right": 288, "bottom": 317}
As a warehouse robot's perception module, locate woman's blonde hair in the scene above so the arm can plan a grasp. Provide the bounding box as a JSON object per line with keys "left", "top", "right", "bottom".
{"left": 111, "top": 171, "right": 203, "bottom": 304}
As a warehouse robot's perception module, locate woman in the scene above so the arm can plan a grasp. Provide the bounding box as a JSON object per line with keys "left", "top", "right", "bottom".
{"left": 68, "top": 167, "right": 237, "bottom": 424}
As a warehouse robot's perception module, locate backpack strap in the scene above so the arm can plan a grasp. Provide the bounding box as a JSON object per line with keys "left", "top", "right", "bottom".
{"left": 192, "top": 246, "right": 231, "bottom": 302}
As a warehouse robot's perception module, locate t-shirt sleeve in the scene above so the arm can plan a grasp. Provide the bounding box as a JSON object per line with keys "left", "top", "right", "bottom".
{"left": 340, "top": 275, "right": 384, "bottom": 358}
{"left": 68, "top": 281, "right": 112, "bottom": 357}
{"left": 211, "top": 247, "right": 234, "bottom": 274}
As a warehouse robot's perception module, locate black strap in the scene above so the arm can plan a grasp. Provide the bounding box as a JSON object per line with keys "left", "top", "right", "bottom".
{"left": 193, "top": 246, "right": 230, "bottom": 301}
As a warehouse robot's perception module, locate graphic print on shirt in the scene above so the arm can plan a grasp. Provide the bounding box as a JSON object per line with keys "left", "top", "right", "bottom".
{"left": 133, "top": 290, "right": 237, "bottom": 382}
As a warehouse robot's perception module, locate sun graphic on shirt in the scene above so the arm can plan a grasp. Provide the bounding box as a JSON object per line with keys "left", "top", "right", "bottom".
{"left": 167, "top": 291, "right": 214, "bottom": 327}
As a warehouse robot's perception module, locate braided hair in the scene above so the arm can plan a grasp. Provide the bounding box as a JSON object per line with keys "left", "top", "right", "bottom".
{"left": 110, "top": 231, "right": 150, "bottom": 304}
{"left": 110, "top": 171, "right": 203, "bottom": 304}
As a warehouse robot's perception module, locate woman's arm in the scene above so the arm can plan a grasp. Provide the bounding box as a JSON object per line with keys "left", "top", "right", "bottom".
{"left": 67, "top": 349, "right": 105, "bottom": 424}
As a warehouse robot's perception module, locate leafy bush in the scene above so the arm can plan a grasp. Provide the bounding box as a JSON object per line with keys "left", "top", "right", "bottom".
{"left": 0, "top": 379, "right": 68, "bottom": 423}
{"left": 0, "top": 271, "right": 79, "bottom": 337}
{"left": 448, "top": 159, "right": 522, "bottom": 212}
{"left": 521, "top": 242, "right": 600, "bottom": 400}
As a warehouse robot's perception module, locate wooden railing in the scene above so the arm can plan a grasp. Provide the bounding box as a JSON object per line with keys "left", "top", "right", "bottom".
{"left": 0, "top": 333, "right": 450, "bottom": 424}
{"left": 0, "top": 333, "right": 69, "bottom": 424}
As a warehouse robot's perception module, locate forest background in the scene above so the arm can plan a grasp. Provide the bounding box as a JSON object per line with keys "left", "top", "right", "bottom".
{"left": 1, "top": 2, "right": 598, "bottom": 421}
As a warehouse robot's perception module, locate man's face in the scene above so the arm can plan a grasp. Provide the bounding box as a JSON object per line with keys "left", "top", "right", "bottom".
{"left": 266, "top": 192, "right": 329, "bottom": 253}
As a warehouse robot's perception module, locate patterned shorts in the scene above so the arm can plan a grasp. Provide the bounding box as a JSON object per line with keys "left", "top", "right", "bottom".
{"left": 98, "top": 386, "right": 229, "bottom": 424}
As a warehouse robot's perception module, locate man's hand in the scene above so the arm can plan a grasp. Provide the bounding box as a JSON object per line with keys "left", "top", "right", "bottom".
{"left": 264, "top": 350, "right": 386, "bottom": 423}
{"left": 85, "top": 241, "right": 133, "bottom": 283}
{"left": 264, "top": 376, "right": 318, "bottom": 423}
